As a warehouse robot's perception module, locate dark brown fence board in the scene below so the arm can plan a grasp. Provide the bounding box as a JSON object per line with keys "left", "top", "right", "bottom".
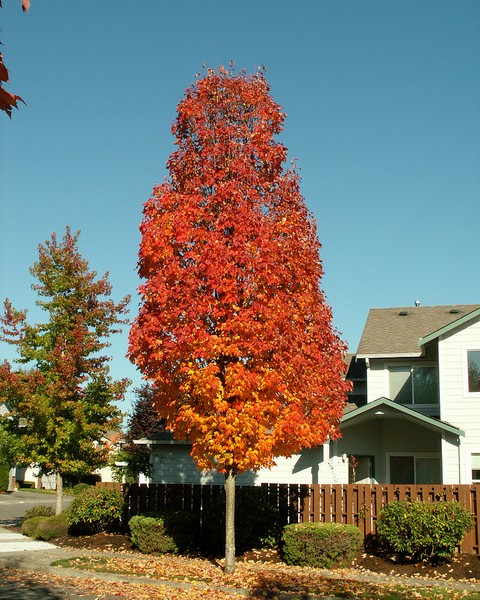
{"left": 118, "top": 482, "right": 480, "bottom": 554}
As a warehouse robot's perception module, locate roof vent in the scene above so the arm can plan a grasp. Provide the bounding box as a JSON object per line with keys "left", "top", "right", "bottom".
{"left": 414, "top": 300, "right": 420, "bottom": 307}
{"left": 399, "top": 311, "right": 408, "bottom": 316}
{"left": 450, "top": 308, "right": 460, "bottom": 314}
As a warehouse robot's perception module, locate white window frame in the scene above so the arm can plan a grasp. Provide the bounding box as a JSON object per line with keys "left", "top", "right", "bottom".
{"left": 463, "top": 347, "right": 480, "bottom": 397}
{"left": 467, "top": 449, "right": 480, "bottom": 484}
{"left": 386, "top": 452, "right": 442, "bottom": 484}
{"left": 385, "top": 362, "right": 439, "bottom": 407}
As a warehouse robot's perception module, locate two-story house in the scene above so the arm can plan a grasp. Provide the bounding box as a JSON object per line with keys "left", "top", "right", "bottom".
{"left": 341, "top": 303, "right": 480, "bottom": 485}
{"left": 136, "top": 303, "right": 480, "bottom": 487}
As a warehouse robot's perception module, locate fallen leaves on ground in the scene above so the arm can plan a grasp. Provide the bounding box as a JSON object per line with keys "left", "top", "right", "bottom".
{"left": 1, "top": 568, "right": 245, "bottom": 600}
{"left": 50, "top": 553, "right": 480, "bottom": 599}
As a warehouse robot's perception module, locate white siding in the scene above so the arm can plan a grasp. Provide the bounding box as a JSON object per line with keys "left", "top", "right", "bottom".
{"left": 438, "top": 314, "right": 480, "bottom": 483}
{"left": 148, "top": 444, "right": 328, "bottom": 485}
{"left": 366, "top": 360, "right": 385, "bottom": 401}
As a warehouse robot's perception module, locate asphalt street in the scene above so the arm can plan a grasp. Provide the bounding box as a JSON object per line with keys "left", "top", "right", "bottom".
{"left": 0, "top": 490, "right": 73, "bottom": 525}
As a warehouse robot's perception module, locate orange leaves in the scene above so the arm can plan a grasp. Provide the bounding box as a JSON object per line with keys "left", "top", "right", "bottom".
{"left": 129, "top": 67, "right": 350, "bottom": 477}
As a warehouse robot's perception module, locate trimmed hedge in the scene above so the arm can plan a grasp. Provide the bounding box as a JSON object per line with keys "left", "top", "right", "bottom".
{"left": 282, "top": 522, "right": 363, "bottom": 568}
{"left": 23, "top": 505, "right": 54, "bottom": 521}
{"left": 68, "top": 486, "right": 125, "bottom": 535}
{"left": 22, "top": 516, "right": 50, "bottom": 538}
{"left": 129, "top": 511, "right": 199, "bottom": 555}
{"left": 376, "top": 500, "right": 475, "bottom": 563}
{"left": 34, "top": 512, "right": 69, "bottom": 541}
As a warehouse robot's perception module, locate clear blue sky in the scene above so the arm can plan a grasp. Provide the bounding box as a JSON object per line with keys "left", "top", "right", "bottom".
{"left": 1, "top": 1, "right": 479, "bottom": 415}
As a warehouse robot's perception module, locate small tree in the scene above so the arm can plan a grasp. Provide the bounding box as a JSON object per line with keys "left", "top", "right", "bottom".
{"left": 111, "top": 384, "right": 165, "bottom": 482}
{"left": 129, "top": 66, "right": 350, "bottom": 572}
{"left": 0, "top": 227, "right": 130, "bottom": 513}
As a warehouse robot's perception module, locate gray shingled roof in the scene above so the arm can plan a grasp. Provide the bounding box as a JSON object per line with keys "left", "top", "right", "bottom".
{"left": 356, "top": 304, "right": 480, "bottom": 357}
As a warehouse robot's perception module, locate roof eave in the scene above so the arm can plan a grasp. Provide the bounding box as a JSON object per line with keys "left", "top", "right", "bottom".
{"left": 418, "top": 307, "right": 480, "bottom": 347}
{"left": 133, "top": 437, "right": 190, "bottom": 446}
{"left": 356, "top": 352, "right": 423, "bottom": 359}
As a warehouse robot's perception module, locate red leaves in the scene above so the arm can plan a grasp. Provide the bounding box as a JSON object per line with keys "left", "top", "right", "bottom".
{"left": 0, "top": 0, "right": 30, "bottom": 117}
{"left": 129, "top": 67, "right": 350, "bottom": 476}
{"left": 0, "top": 54, "right": 26, "bottom": 118}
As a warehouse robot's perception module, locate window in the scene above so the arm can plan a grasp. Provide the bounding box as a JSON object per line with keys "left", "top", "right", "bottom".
{"left": 472, "top": 454, "right": 480, "bottom": 483}
{"left": 389, "top": 455, "right": 441, "bottom": 484}
{"left": 467, "top": 351, "right": 480, "bottom": 393}
{"left": 389, "top": 366, "right": 439, "bottom": 405}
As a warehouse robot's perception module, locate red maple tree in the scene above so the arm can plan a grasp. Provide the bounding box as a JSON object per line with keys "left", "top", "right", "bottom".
{"left": 128, "top": 66, "right": 350, "bottom": 571}
{"left": 0, "top": 0, "right": 29, "bottom": 117}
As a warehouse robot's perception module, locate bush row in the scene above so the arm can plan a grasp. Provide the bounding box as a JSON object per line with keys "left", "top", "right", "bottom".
{"left": 21, "top": 512, "right": 69, "bottom": 541}
{"left": 0, "top": 453, "right": 9, "bottom": 492}
{"left": 20, "top": 487, "right": 476, "bottom": 566}
{"left": 376, "top": 499, "right": 474, "bottom": 562}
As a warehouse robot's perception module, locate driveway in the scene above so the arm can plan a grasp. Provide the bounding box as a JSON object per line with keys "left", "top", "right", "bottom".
{"left": 0, "top": 490, "right": 73, "bottom": 525}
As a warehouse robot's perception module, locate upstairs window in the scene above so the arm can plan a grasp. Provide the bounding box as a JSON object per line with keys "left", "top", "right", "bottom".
{"left": 467, "top": 351, "right": 480, "bottom": 393}
{"left": 389, "top": 366, "right": 439, "bottom": 405}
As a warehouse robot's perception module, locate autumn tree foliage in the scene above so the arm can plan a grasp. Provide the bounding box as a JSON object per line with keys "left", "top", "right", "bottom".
{"left": 0, "top": 227, "right": 130, "bottom": 513}
{"left": 128, "top": 67, "right": 350, "bottom": 571}
{"left": 0, "top": 0, "right": 29, "bottom": 117}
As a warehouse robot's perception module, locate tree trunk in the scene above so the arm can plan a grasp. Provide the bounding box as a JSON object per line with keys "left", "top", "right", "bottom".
{"left": 224, "top": 468, "right": 236, "bottom": 573}
{"left": 55, "top": 472, "right": 63, "bottom": 515}
{"left": 8, "top": 467, "right": 16, "bottom": 492}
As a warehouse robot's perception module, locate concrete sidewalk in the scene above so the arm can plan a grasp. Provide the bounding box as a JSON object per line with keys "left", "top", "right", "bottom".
{"left": 0, "top": 526, "right": 58, "bottom": 552}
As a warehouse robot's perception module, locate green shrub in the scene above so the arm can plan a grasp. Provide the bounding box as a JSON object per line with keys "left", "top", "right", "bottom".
{"left": 34, "top": 513, "right": 69, "bottom": 541}
{"left": 68, "top": 486, "right": 125, "bottom": 535}
{"left": 281, "top": 522, "right": 363, "bottom": 568}
{"left": 0, "top": 456, "right": 9, "bottom": 492}
{"left": 376, "top": 500, "right": 475, "bottom": 563}
{"left": 129, "top": 511, "right": 199, "bottom": 555}
{"left": 72, "top": 483, "right": 91, "bottom": 495}
{"left": 22, "top": 516, "right": 50, "bottom": 538}
{"left": 23, "top": 505, "right": 54, "bottom": 521}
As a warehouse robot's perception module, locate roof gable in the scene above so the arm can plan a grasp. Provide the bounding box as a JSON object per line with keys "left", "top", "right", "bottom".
{"left": 341, "top": 397, "right": 464, "bottom": 436}
{"left": 419, "top": 306, "right": 480, "bottom": 346}
{"left": 356, "top": 304, "right": 480, "bottom": 358}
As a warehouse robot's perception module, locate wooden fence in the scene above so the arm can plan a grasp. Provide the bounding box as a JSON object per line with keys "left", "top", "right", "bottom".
{"left": 98, "top": 482, "right": 480, "bottom": 555}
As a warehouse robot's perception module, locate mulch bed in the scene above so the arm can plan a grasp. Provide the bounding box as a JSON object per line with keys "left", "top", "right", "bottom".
{"left": 51, "top": 531, "right": 480, "bottom": 582}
